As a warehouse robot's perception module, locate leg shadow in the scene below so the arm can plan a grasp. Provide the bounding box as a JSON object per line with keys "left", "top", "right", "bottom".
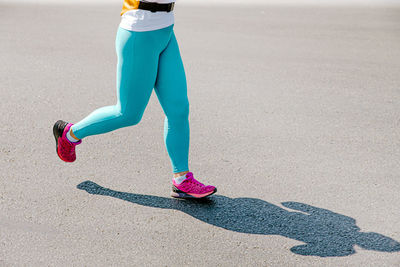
{"left": 77, "top": 180, "right": 400, "bottom": 257}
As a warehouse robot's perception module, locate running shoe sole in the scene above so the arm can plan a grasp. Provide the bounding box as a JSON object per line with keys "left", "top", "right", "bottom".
{"left": 53, "top": 120, "right": 69, "bottom": 161}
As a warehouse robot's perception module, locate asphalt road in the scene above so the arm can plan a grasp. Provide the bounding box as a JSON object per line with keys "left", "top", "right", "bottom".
{"left": 1, "top": 3, "right": 400, "bottom": 266}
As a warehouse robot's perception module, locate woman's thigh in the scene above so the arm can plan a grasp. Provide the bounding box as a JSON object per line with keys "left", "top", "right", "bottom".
{"left": 154, "top": 32, "right": 189, "bottom": 119}
{"left": 115, "top": 27, "right": 162, "bottom": 120}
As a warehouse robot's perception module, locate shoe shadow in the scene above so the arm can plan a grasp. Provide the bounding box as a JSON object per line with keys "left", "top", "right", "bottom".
{"left": 77, "top": 180, "right": 400, "bottom": 257}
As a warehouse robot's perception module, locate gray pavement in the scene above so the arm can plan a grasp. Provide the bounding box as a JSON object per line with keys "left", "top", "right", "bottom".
{"left": 1, "top": 3, "right": 400, "bottom": 266}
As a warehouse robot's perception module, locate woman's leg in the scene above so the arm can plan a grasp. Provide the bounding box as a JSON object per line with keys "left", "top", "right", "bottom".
{"left": 154, "top": 32, "right": 190, "bottom": 174}
{"left": 70, "top": 27, "right": 164, "bottom": 139}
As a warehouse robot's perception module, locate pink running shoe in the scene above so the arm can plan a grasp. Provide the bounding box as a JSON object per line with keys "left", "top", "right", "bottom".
{"left": 53, "top": 120, "right": 81, "bottom": 162}
{"left": 172, "top": 172, "right": 217, "bottom": 199}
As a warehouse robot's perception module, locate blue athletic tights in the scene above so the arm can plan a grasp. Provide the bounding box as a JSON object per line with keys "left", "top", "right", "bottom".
{"left": 71, "top": 25, "right": 189, "bottom": 173}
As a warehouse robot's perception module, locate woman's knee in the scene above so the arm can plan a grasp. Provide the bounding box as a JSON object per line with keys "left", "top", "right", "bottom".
{"left": 117, "top": 108, "right": 143, "bottom": 126}
{"left": 166, "top": 100, "right": 189, "bottom": 122}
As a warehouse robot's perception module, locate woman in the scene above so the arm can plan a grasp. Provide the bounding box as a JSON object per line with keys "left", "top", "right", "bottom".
{"left": 53, "top": 0, "right": 217, "bottom": 199}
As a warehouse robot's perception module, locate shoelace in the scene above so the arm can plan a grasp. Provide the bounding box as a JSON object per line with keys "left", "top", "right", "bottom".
{"left": 186, "top": 178, "right": 206, "bottom": 189}
{"left": 186, "top": 173, "right": 201, "bottom": 185}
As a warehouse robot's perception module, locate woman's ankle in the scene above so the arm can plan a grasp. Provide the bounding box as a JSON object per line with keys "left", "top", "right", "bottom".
{"left": 173, "top": 170, "right": 189, "bottom": 178}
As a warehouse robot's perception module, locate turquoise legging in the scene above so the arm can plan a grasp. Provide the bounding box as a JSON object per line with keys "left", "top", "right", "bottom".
{"left": 71, "top": 25, "right": 189, "bottom": 173}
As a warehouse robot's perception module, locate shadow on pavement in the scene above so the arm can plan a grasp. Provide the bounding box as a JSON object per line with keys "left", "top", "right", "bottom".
{"left": 77, "top": 180, "right": 400, "bottom": 257}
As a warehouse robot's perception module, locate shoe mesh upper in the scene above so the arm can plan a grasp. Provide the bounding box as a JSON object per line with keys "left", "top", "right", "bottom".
{"left": 173, "top": 172, "right": 215, "bottom": 194}
{"left": 56, "top": 123, "right": 80, "bottom": 162}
